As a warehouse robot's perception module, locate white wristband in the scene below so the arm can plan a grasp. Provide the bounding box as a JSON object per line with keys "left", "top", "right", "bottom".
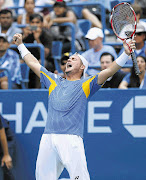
{"left": 17, "top": 43, "right": 31, "bottom": 59}
{"left": 115, "top": 52, "right": 129, "bottom": 67}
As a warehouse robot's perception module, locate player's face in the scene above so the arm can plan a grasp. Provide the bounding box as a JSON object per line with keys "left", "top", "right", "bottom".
{"left": 137, "top": 56, "right": 146, "bottom": 73}
{"left": 65, "top": 55, "right": 82, "bottom": 74}
{"left": 100, "top": 55, "right": 113, "bottom": 70}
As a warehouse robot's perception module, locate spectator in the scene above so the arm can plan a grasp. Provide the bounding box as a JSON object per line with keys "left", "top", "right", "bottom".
{"left": 82, "top": 27, "right": 117, "bottom": 75}
{"left": 44, "top": 1, "right": 85, "bottom": 53}
{"left": 0, "top": 34, "right": 22, "bottom": 89}
{"left": 0, "top": 9, "right": 22, "bottom": 43}
{"left": 22, "top": 13, "right": 53, "bottom": 88}
{"left": 17, "top": 0, "right": 36, "bottom": 25}
{"left": 0, "top": 0, "right": 14, "bottom": 11}
{"left": 118, "top": 23, "right": 146, "bottom": 72}
{"left": 54, "top": 52, "right": 69, "bottom": 78}
{"left": 71, "top": 0, "right": 102, "bottom": 29}
{"left": 119, "top": 56, "right": 146, "bottom": 89}
{"left": 132, "top": 3, "right": 146, "bottom": 31}
{"left": 100, "top": 52, "right": 126, "bottom": 88}
{"left": 0, "top": 114, "right": 16, "bottom": 180}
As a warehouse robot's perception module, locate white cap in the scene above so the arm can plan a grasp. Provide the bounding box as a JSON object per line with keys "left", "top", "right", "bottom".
{"left": 85, "top": 27, "right": 104, "bottom": 40}
{"left": 76, "top": 54, "right": 88, "bottom": 78}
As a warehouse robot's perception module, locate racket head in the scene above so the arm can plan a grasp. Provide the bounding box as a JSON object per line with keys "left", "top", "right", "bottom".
{"left": 110, "top": 2, "right": 137, "bottom": 41}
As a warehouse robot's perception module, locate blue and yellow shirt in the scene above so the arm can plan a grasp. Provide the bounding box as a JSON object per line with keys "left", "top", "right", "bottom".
{"left": 40, "top": 66, "right": 101, "bottom": 138}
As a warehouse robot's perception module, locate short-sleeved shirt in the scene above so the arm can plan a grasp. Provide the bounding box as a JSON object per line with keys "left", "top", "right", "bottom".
{"left": 40, "top": 66, "right": 101, "bottom": 138}
{"left": 0, "top": 49, "right": 22, "bottom": 84}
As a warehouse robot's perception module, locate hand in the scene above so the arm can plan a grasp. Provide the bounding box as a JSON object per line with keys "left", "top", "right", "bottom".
{"left": 33, "top": 27, "right": 42, "bottom": 42}
{"left": 1, "top": 154, "right": 13, "bottom": 169}
{"left": 123, "top": 39, "right": 136, "bottom": 56}
{"left": 22, "top": 26, "right": 32, "bottom": 38}
{"left": 13, "top": 33, "right": 23, "bottom": 46}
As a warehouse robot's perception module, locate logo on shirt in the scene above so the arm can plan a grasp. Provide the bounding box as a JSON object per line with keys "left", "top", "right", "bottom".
{"left": 75, "top": 176, "right": 79, "bottom": 179}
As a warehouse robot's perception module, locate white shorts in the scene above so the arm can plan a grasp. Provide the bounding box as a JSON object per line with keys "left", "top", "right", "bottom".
{"left": 35, "top": 134, "right": 90, "bottom": 180}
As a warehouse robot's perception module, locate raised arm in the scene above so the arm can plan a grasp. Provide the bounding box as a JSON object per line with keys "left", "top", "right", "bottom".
{"left": 97, "top": 40, "right": 135, "bottom": 85}
{"left": 13, "top": 33, "right": 41, "bottom": 78}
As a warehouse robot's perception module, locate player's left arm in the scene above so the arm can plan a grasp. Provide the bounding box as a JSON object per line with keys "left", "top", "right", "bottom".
{"left": 97, "top": 40, "right": 135, "bottom": 85}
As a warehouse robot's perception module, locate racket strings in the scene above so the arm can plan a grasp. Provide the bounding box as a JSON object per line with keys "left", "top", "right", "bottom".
{"left": 112, "top": 4, "right": 135, "bottom": 38}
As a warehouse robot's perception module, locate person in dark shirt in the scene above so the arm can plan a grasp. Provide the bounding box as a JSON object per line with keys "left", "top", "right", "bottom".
{"left": 100, "top": 52, "right": 126, "bottom": 88}
{"left": 0, "top": 114, "right": 16, "bottom": 180}
{"left": 22, "top": 13, "right": 53, "bottom": 88}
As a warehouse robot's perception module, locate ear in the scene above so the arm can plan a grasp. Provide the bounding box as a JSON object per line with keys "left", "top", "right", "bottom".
{"left": 80, "top": 64, "right": 85, "bottom": 70}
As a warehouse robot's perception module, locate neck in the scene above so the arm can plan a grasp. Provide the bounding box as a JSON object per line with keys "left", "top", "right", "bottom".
{"left": 136, "top": 42, "right": 144, "bottom": 50}
{"left": 0, "top": 50, "right": 6, "bottom": 57}
{"left": 66, "top": 72, "right": 81, "bottom": 81}
{"left": 94, "top": 44, "right": 103, "bottom": 52}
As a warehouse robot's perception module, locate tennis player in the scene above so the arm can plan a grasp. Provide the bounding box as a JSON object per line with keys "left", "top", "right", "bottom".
{"left": 13, "top": 33, "right": 135, "bottom": 180}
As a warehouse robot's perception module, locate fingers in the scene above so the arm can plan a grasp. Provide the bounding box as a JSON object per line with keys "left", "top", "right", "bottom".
{"left": 1, "top": 160, "right": 13, "bottom": 169}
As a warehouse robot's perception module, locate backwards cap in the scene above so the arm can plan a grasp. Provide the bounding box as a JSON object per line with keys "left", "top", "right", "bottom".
{"left": 76, "top": 53, "right": 88, "bottom": 78}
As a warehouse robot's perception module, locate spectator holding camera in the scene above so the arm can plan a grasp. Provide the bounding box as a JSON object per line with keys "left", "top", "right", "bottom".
{"left": 22, "top": 13, "right": 53, "bottom": 88}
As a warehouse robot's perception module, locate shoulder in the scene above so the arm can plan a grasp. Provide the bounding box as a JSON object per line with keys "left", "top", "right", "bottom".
{"left": 7, "top": 49, "right": 19, "bottom": 57}
{"left": 82, "top": 49, "right": 93, "bottom": 56}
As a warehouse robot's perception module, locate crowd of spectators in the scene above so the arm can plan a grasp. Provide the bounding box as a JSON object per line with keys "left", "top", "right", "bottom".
{"left": 0, "top": 0, "right": 145, "bottom": 90}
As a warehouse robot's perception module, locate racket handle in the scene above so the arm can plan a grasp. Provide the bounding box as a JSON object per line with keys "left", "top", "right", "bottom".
{"left": 131, "top": 51, "right": 141, "bottom": 75}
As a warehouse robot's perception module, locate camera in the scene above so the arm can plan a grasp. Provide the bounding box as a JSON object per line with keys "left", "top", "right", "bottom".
{"left": 29, "top": 26, "right": 37, "bottom": 31}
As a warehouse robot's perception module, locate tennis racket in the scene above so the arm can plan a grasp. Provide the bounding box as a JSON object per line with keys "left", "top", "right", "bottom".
{"left": 110, "top": 2, "right": 140, "bottom": 75}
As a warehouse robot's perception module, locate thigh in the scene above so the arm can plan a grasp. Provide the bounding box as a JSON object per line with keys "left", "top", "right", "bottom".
{"left": 55, "top": 135, "right": 90, "bottom": 180}
{"left": 36, "top": 134, "right": 64, "bottom": 180}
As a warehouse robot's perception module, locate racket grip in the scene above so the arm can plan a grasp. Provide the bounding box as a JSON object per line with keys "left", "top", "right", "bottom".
{"left": 131, "top": 51, "right": 141, "bottom": 75}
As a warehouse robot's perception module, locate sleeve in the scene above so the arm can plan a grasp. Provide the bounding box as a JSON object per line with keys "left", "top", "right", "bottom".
{"left": 40, "top": 66, "right": 59, "bottom": 89}
{"left": 82, "top": 74, "right": 101, "bottom": 99}
{"left": 122, "top": 73, "right": 130, "bottom": 84}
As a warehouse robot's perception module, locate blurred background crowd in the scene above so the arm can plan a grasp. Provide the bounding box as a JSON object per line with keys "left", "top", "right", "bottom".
{"left": 0, "top": 0, "right": 145, "bottom": 90}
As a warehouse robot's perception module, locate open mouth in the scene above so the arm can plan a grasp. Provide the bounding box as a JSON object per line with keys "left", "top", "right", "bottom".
{"left": 66, "top": 63, "right": 72, "bottom": 68}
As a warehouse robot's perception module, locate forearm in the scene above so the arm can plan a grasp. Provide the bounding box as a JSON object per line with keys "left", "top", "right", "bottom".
{"left": 98, "top": 52, "right": 129, "bottom": 84}
{"left": 18, "top": 44, "right": 41, "bottom": 78}
{"left": 0, "top": 129, "right": 9, "bottom": 155}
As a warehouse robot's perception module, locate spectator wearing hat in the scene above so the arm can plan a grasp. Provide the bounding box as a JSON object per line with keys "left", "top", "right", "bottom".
{"left": 0, "top": 34, "right": 22, "bottom": 89}
{"left": 132, "top": 3, "right": 146, "bottom": 31}
{"left": 0, "top": 9, "right": 22, "bottom": 43}
{"left": 118, "top": 23, "right": 146, "bottom": 72}
{"left": 81, "top": 27, "right": 117, "bottom": 75}
{"left": 54, "top": 52, "right": 69, "bottom": 78}
{"left": 44, "top": 0, "right": 85, "bottom": 53}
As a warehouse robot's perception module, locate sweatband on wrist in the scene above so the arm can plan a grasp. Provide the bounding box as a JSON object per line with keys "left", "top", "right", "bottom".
{"left": 17, "top": 44, "right": 31, "bottom": 59}
{"left": 115, "top": 52, "right": 129, "bottom": 67}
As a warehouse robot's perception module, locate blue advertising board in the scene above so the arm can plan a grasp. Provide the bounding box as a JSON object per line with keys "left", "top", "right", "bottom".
{"left": 0, "top": 89, "right": 146, "bottom": 180}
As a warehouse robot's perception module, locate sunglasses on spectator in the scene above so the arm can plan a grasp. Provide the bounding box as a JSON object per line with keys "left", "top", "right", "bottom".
{"left": 61, "top": 62, "right": 67, "bottom": 65}
{"left": 135, "top": 32, "right": 143, "bottom": 36}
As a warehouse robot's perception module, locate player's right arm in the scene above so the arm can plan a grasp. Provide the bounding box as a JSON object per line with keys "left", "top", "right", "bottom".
{"left": 13, "top": 33, "right": 41, "bottom": 78}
